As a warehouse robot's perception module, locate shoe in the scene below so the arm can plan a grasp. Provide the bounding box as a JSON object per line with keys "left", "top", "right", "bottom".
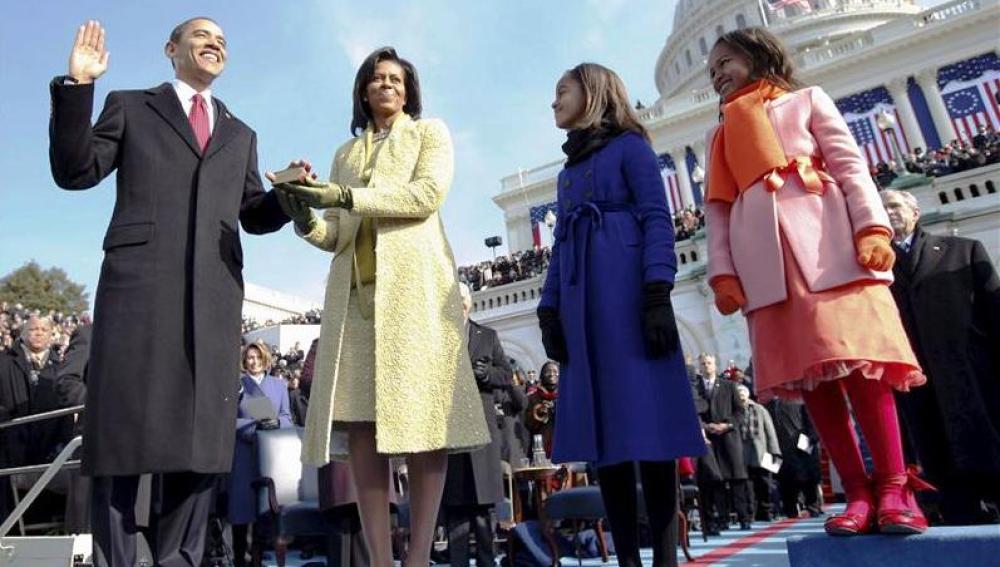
{"left": 876, "top": 468, "right": 934, "bottom": 535}
{"left": 739, "top": 521, "right": 752, "bottom": 530}
{"left": 825, "top": 478, "right": 876, "bottom": 536}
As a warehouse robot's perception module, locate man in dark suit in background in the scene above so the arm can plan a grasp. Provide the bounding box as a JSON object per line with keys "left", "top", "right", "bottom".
{"left": 882, "top": 190, "right": 1000, "bottom": 525}
{"left": 0, "top": 316, "right": 74, "bottom": 523}
{"left": 48, "top": 18, "right": 290, "bottom": 566}
{"left": 442, "top": 284, "right": 511, "bottom": 567}
{"left": 693, "top": 353, "right": 751, "bottom": 533}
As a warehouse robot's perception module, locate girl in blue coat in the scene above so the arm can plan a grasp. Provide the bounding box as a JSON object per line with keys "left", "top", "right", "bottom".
{"left": 538, "top": 63, "right": 705, "bottom": 567}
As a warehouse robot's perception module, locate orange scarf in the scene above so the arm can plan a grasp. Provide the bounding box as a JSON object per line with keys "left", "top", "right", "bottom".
{"left": 707, "top": 80, "right": 789, "bottom": 204}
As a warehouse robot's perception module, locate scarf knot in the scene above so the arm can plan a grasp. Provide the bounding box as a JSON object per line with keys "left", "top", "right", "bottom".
{"left": 707, "top": 80, "right": 792, "bottom": 204}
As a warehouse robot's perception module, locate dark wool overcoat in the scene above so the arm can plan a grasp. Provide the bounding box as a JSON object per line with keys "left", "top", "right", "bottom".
{"left": 48, "top": 81, "right": 288, "bottom": 476}
{"left": 443, "top": 321, "right": 510, "bottom": 506}
{"left": 889, "top": 226, "right": 1000, "bottom": 480}
{"left": 694, "top": 377, "right": 748, "bottom": 481}
{"left": 765, "top": 398, "right": 821, "bottom": 486}
{"left": 0, "top": 345, "right": 73, "bottom": 468}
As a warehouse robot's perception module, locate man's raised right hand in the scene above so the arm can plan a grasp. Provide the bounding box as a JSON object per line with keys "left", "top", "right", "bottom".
{"left": 68, "top": 20, "right": 109, "bottom": 84}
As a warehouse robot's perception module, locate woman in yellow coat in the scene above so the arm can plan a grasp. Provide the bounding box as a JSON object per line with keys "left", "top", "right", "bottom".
{"left": 272, "top": 47, "right": 489, "bottom": 567}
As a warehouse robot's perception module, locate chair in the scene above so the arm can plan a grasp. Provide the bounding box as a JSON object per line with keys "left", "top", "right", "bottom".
{"left": 252, "top": 427, "right": 324, "bottom": 567}
{"left": 541, "top": 463, "right": 610, "bottom": 567}
{"left": 392, "top": 462, "right": 410, "bottom": 563}
{"left": 678, "top": 481, "right": 701, "bottom": 560}
{"left": 496, "top": 461, "right": 517, "bottom": 562}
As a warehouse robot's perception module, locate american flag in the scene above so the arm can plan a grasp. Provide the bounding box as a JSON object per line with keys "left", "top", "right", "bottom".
{"left": 657, "top": 153, "right": 683, "bottom": 214}
{"left": 836, "top": 86, "right": 910, "bottom": 167}
{"left": 938, "top": 53, "right": 1000, "bottom": 143}
{"left": 765, "top": 0, "right": 813, "bottom": 13}
{"left": 529, "top": 202, "right": 558, "bottom": 249}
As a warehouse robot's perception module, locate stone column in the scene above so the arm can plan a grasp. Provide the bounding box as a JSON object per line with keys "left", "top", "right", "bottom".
{"left": 886, "top": 77, "right": 927, "bottom": 152}
{"left": 690, "top": 140, "right": 707, "bottom": 204}
{"left": 691, "top": 139, "right": 707, "bottom": 169}
{"left": 672, "top": 147, "right": 695, "bottom": 209}
{"left": 915, "top": 69, "right": 956, "bottom": 147}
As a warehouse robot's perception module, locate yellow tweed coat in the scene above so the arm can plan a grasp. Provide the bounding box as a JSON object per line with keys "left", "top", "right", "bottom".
{"left": 299, "top": 114, "right": 490, "bottom": 464}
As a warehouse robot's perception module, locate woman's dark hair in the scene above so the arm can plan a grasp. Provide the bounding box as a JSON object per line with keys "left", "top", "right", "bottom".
{"left": 713, "top": 27, "right": 803, "bottom": 92}
{"left": 351, "top": 47, "right": 422, "bottom": 136}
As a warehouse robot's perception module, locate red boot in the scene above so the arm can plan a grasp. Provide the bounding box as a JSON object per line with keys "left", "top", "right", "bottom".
{"left": 875, "top": 467, "right": 934, "bottom": 534}
{"left": 825, "top": 477, "right": 876, "bottom": 536}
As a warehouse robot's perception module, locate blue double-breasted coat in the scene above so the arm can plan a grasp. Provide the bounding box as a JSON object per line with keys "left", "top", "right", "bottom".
{"left": 539, "top": 132, "right": 706, "bottom": 466}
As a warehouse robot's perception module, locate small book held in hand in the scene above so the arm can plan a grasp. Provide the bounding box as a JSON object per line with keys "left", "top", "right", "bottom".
{"left": 270, "top": 166, "right": 307, "bottom": 185}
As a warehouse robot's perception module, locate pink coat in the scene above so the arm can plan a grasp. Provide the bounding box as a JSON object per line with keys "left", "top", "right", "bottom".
{"left": 706, "top": 86, "right": 894, "bottom": 313}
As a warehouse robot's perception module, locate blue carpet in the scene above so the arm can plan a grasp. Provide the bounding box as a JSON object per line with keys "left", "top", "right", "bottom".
{"left": 787, "top": 525, "right": 1000, "bottom": 567}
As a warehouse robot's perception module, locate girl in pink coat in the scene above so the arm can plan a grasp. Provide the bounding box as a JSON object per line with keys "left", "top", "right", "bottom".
{"left": 704, "top": 28, "right": 931, "bottom": 536}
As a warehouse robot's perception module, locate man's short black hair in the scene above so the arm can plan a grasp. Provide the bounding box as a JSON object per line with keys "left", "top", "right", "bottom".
{"left": 168, "top": 16, "right": 219, "bottom": 44}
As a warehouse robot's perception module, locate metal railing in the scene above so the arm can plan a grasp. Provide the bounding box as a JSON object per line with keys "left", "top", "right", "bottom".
{"left": 0, "top": 405, "right": 84, "bottom": 540}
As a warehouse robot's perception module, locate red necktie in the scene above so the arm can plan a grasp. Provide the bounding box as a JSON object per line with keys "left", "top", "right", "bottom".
{"left": 188, "top": 93, "right": 211, "bottom": 154}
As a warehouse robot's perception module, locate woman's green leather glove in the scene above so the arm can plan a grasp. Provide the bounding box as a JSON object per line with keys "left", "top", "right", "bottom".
{"left": 279, "top": 177, "right": 353, "bottom": 210}
{"left": 274, "top": 187, "right": 317, "bottom": 232}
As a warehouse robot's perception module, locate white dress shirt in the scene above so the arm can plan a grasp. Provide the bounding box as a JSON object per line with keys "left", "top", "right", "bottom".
{"left": 172, "top": 79, "right": 216, "bottom": 134}
{"left": 895, "top": 232, "right": 915, "bottom": 252}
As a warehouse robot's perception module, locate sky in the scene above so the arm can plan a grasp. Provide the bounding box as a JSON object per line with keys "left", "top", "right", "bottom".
{"left": 0, "top": 0, "right": 948, "bottom": 308}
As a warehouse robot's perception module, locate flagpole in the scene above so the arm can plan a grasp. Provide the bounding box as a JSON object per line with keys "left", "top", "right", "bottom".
{"left": 758, "top": 0, "right": 770, "bottom": 27}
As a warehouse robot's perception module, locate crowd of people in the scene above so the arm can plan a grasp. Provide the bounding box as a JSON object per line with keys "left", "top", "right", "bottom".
{"left": 458, "top": 247, "right": 553, "bottom": 291}
{"left": 871, "top": 127, "right": 1000, "bottom": 188}
{"left": 0, "top": 302, "right": 88, "bottom": 358}
{"left": 687, "top": 353, "right": 825, "bottom": 535}
{"left": 240, "top": 309, "right": 322, "bottom": 334}
{"left": 457, "top": 207, "right": 707, "bottom": 293}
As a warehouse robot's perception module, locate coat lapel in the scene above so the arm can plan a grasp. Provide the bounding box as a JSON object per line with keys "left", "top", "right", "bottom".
{"left": 336, "top": 137, "right": 368, "bottom": 248}
{"left": 241, "top": 374, "right": 264, "bottom": 398}
{"left": 203, "top": 98, "right": 240, "bottom": 161}
{"left": 369, "top": 114, "right": 413, "bottom": 184}
{"left": 893, "top": 242, "right": 915, "bottom": 280}
{"left": 12, "top": 349, "right": 32, "bottom": 383}
{"left": 146, "top": 83, "right": 202, "bottom": 157}
{"left": 468, "top": 322, "right": 484, "bottom": 356}
{"left": 910, "top": 229, "right": 945, "bottom": 286}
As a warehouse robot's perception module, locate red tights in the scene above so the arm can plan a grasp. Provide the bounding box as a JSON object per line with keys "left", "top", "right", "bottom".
{"left": 801, "top": 371, "right": 907, "bottom": 512}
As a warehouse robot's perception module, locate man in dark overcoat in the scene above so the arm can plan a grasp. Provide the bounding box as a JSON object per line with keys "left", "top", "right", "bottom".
{"left": 764, "top": 398, "right": 822, "bottom": 519}
{"left": 692, "top": 354, "right": 750, "bottom": 532}
{"left": 0, "top": 316, "right": 74, "bottom": 522}
{"left": 48, "top": 18, "right": 289, "bottom": 566}
{"left": 882, "top": 190, "right": 1000, "bottom": 524}
{"left": 495, "top": 370, "right": 528, "bottom": 466}
{"left": 442, "top": 285, "right": 511, "bottom": 567}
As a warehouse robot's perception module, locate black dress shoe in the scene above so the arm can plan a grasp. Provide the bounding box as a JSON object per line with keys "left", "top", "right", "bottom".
{"left": 740, "top": 521, "right": 752, "bottom": 530}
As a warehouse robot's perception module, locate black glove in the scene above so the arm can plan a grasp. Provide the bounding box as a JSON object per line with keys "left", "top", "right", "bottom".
{"left": 643, "top": 281, "right": 680, "bottom": 359}
{"left": 257, "top": 418, "right": 280, "bottom": 431}
{"left": 473, "top": 357, "right": 491, "bottom": 383}
{"left": 537, "top": 306, "right": 568, "bottom": 363}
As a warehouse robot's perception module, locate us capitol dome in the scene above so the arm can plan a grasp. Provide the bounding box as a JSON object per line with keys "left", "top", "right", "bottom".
{"left": 658, "top": 0, "right": 920, "bottom": 99}
{"left": 483, "top": 0, "right": 998, "bottom": 373}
